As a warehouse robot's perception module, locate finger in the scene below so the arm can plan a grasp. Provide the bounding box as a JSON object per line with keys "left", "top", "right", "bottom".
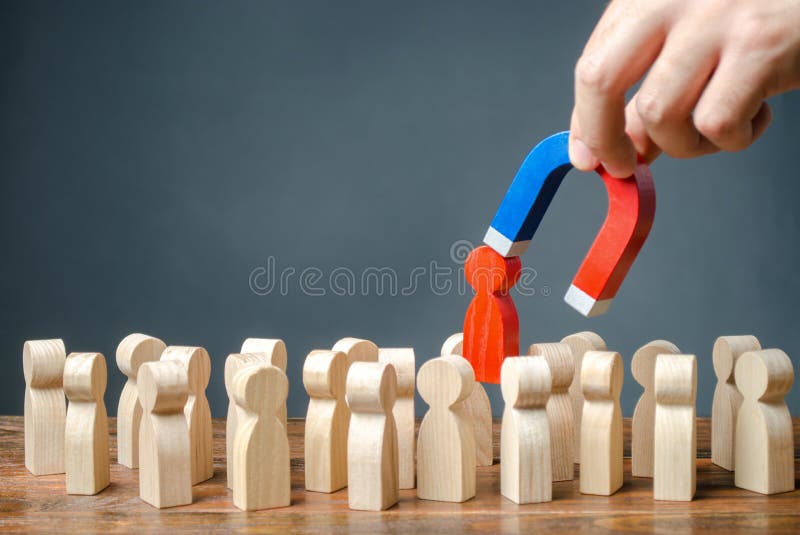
{"left": 573, "top": 8, "right": 667, "bottom": 177}
{"left": 569, "top": 109, "right": 600, "bottom": 171}
{"left": 693, "top": 53, "right": 774, "bottom": 152}
{"left": 634, "top": 25, "right": 721, "bottom": 158}
{"left": 624, "top": 96, "right": 662, "bottom": 164}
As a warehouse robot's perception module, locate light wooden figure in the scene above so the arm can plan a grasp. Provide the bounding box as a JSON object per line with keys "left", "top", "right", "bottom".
{"left": 417, "top": 354, "right": 476, "bottom": 503}
{"left": 303, "top": 350, "right": 348, "bottom": 493}
{"left": 241, "top": 338, "right": 288, "bottom": 428}
{"left": 653, "top": 353, "right": 697, "bottom": 501}
{"left": 441, "top": 333, "right": 493, "bottom": 466}
{"left": 528, "top": 342, "right": 574, "bottom": 481}
{"left": 734, "top": 349, "right": 795, "bottom": 495}
{"left": 64, "top": 352, "right": 110, "bottom": 495}
{"left": 116, "top": 333, "right": 166, "bottom": 468}
{"left": 500, "top": 356, "right": 552, "bottom": 504}
{"left": 580, "top": 351, "right": 623, "bottom": 496}
{"left": 23, "top": 339, "right": 67, "bottom": 475}
{"left": 161, "top": 346, "right": 213, "bottom": 485}
{"left": 225, "top": 352, "right": 268, "bottom": 490}
{"left": 631, "top": 339, "right": 680, "bottom": 478}
{"left": 138, "top": 360, "right": 192, "bottom": 508}
{"left": 561, "top": 331, "right": 606, "bottom": 464}
{"left": 332, "top": 337, "right": 378, "bottom": 459}
{"left": 232, "top": 363, "right": 291, "bottom": 511}
{"left": 711, "top": 335, "right": 761, "bottom": 471}
{"left": 378, "top": 347, "right": 415, "bottom": 489}
{"left": 346, "top": 361, "right": 399, "bottom": 511}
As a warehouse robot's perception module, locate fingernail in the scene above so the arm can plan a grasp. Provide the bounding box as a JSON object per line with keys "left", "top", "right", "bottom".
{"left": 569, "top": 137, "right": 597, "bottom": 170}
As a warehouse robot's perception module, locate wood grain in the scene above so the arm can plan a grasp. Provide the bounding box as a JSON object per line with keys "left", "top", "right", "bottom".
{"left": 580, "top": 351, "right": 623, "bottom": 496}
{"left": 345, "top": 361, "right": 399, "bottom": 511}
{"left": 734, "top": 349, "right": 795, "bottom": 495}
{"left": 64, "top": 352, "right": 110, "bottom": 496}
{"left": 500, "top": 356, "right": 552, "bottom": 504}
{"left": 712, "top": 335, "right": 761, "bottom": 471}
{"left": 528, "top": 342, "right": 574, "bottom": 482}
{"left": 378, "top": 348, "right": 415, "bottom": 489}
{"left": 115, "top": 334, "right": 165, "bottom": 470}
{"left": 416, "top": 355, "right": 476, "bottom": 503}
{"left": 231, "top": 364, "right": 290, "bottom": 511}
{"left": 1, "top": 417, "right": 798, "bottom": 533}
{"left": 23, "top": 339, "right": 66, "bottom": 476}
{"left": 561, "top": 331, "right": 606, "bottom": 464}
{"left": 160, "top": 346, "right": 213, "bottom": 486}
{"left": 653, "top": 354, "right": 696, "bottom": 501}
{"left": 441, "top": 333, "right": 494, "bottom": 467}
{"left": 631, "top": 339, "right": 680, "bottom": 478}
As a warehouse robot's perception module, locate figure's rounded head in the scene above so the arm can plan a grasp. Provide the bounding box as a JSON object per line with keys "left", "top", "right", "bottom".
{"left": 23, "top": 339, "right": 66, "bottom": 388}
{"left": 501, "top": 356, "right": 551, "bottom": 409}
{"left": 581, "top": 351, "right": 623, "bottom": 401}
{"left": 138, "top": 360, "right": 189, "bottom": 414}
{"left": 346, "top": 361, "right": 397, "bottom": 414}
{"left": 115, "top": 334, "right": 166, "bottom": 380}
{"left": 465, "top": 245, "right": 522, "bottom": 294}
{"left": 161, "top": 346, "right": 211, "bottom": 394}
{"left": 64, "top": 352, "right": 107, "bottom": 402}
{"left": 303, "top": 350, "right": 347, "bottom": 400}
{"left": 417, "top": 355, "right": 475, "bottom": 408}
{"left": 736, "top": 349, "right": 794, "bottom": 402}
{"left": 233, "top": 364, "right": 288, "bottom": 414}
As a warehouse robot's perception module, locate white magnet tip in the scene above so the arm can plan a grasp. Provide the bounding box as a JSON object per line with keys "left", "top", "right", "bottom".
{"left": 483, "top": 227, "right": 529, "bottom": 258}
{"left": 564, "top": 284, "right": 613, "bottom": 317}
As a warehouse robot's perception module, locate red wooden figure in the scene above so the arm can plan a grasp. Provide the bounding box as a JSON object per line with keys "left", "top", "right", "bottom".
{"left": 462, "top": 245, "right": 521, "bottom": 384}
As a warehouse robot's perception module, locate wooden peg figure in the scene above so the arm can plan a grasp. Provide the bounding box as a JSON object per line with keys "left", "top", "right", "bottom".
{"left": 303, "top": 350, "right": 349, "bottom": 492}
{"left": 417, "top": 355, "right": 476, "bottom": 503}
{"left": 378, "top": 347, "right": 416, "bottom": 489}
{"left": 23, "top": 339, "right": 67, "bottom": 475}
{"left": 441, "top": 333, "right": 493, "bottom": 467}
{"left": 241, "top": 338, "right": 288, "bottom": 428}
{"left": 561, "top": 331, "right": 606, "bottom": 464}
{"left": 580, "top": 351, "right": 623, "bottom": 496}
{"left": 346, "top": 361, "right": 399, "bottom": 511}
{"left": 734, "top": 349, "right": 795, "bottom": 495}
{"left": 527, "top": 342, "right": 574, "bottom": 481}
{"left": 711, "top": 335, "right": 761, "bottom": 471}
{"left": 631, "top": 340, "right": 680, "bottom": 478}
{"left": 654, "top": 354, "right": 697, "bottom": 501}
{"left": 138, "top": 360, "right": 192, "bottom": 508}
{"left": 64, "top": 352, "right": 110, "bottom": 495}
{"left": 225, "top": 352, "right": 267, "bottom": 490}
{"left": 161, "top": 346, "right": 213, "bottom": 485}
{"left": 232, "top": 364, "right": 290, "bottom": 511}
{"left": 116, "top": 333, "right": 166, "bottom": 468}
{"left": 332, "top": 337, "right": 378, "bottom": 450}
{"left": 463, "top": 245, "right": 521, "bottom": 384}
{"left": 501, "top": 356, "right": 552, "bottom": 504}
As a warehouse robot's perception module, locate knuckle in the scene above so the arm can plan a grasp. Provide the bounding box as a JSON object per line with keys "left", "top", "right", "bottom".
{"left": 737, "top": 16, "right": 785, "bottom": 53}
{"left": 575, "top": 55, "right": 615, "bottom": 94}
{"left": 636, "top": 91, "right": 672, "bottom": 128}
{"left": 694, "top": 111, "right": 746, "bottom": 149}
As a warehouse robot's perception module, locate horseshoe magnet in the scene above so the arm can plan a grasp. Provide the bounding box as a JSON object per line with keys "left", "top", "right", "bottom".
{"left": 483, "top": 130, "right": 656, "bottom": 317}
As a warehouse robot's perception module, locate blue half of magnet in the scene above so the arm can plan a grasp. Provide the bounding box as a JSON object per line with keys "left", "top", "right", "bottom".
{"left": 484, "top": 131, "right": 573, "bottom": 257}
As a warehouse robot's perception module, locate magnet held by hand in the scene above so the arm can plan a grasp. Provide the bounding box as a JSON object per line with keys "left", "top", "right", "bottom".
{"left": 483, "top": 131, "right": 655, "bottom": 317}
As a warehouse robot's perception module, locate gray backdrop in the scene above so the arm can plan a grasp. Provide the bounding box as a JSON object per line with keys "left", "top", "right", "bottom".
{"left": 2, "top": 0, "right": 798, "bottom": 418}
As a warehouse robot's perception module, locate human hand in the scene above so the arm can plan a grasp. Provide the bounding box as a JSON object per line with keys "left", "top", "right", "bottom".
{"left": 569, "top": 0, "right": 800, "bottom": 177}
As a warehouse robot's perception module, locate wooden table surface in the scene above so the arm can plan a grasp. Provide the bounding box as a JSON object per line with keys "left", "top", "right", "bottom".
{"left": 1, "top": 416, "right": 798, "bottom": 533}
